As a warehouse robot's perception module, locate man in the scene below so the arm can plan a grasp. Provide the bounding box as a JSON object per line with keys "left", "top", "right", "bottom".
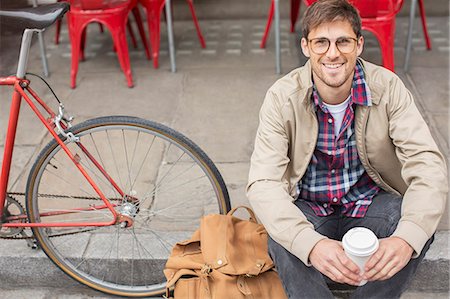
{"left": 246, "top": 0, "right": 448, "bottom": 298}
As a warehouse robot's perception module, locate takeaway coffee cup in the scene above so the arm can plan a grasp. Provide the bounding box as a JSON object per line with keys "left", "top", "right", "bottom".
{"left": 342, "top": 227, "right": 379, "bottom": 286}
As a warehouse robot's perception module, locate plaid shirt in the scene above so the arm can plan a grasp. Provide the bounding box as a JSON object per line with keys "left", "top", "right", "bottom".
{"left": 297, "top": 62, "right": 380, "bottom": 217}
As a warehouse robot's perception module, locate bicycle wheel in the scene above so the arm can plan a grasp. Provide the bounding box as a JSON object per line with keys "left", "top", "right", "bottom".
{"left": 26, "top": 116, "right": 230, "bottom": 297}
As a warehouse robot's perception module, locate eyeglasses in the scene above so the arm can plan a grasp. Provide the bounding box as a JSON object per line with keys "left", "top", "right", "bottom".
{"left": 308, "top": 37, "right": 358, "bottom": 54}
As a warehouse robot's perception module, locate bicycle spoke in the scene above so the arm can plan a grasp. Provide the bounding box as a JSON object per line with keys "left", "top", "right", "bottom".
{"left": 89, "top": 133, "right": 106, "bottom": 171}
{"left": 115, "top": 225, "right": 121, "bottom": 285}
{"left": 121, "top": 129, "right": 133, "bottom": 194}
{"left": 44, "top": 165, "right": 97, "bottom": 199}
{"left": 131, "top": 227, "right": 135, "bottom": 286}
{"left": 146, "top": 229, "right": 173, "bottom": 254}
{"left": 148, "top": 145, "right": 185, "bottom": 194}
{"left": 140, "top": 157, "right": 193, "bottom": 206}
{"left": 130, "top": 134, "right": 156, "bottom": 192}
{"left": 126, "top": 228, "right": 156, "bottom": 259}
{"left": 88, "top": 133, "right": 122, "bottom": 198}
{"left": 77, "top": 149, "right": 121, "bottom": 201}
{"left": 106, "top": 130, "right": 124, "bottom": 190}
{"left": 141, "top": 171, "right": 208, "bottom": 205}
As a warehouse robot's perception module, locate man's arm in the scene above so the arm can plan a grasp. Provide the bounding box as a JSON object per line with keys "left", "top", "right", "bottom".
{"left": 364, "top": 74, "right": 448, "bottom": 281}
{"left": 386, "top": 77, "right": 448, "bottom": 254}
{"left": 247, "top": 89, "right": 327, "bottom": 266}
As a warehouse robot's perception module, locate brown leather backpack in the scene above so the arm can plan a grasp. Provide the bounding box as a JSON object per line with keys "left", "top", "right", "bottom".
{"left": 164, "top": 206, "right": 287, "bottom": 299}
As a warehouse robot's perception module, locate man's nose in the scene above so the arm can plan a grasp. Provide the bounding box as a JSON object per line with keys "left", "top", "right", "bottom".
{"left": 326, "top": 42, "right": 340, "bottom": 58}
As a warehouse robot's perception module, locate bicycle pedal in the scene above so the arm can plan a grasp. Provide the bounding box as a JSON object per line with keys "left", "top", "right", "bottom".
{"left": 29, "top": 239, "right": 39, "bottom": 250}
{"left": 20, "top": 231, "right": 39, "bottom": 249}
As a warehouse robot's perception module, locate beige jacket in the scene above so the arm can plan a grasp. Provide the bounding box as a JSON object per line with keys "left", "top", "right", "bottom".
{"left": 247, "top": 59, "right": 448, "bottom": 266}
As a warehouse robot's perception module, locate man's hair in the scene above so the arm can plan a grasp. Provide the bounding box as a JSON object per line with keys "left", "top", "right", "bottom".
{"left": 301, "top": 0, "right": 362, "bottom": 39}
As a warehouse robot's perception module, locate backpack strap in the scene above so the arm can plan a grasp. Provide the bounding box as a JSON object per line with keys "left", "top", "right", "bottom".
{"left": 227, "top": 205, "right": 258, "bottom": 223}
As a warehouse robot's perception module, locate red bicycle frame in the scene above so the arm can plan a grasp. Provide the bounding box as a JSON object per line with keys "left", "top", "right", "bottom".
{"left": 0, "top": 76, "right": 127, "bottom": 228}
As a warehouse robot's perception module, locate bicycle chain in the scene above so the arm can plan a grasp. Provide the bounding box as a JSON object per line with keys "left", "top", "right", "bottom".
{"left": 7, "top": 191, "right": 122, "bottom": 201}
{"left": 1, "top": 192, "right": 122, "bottom": 240}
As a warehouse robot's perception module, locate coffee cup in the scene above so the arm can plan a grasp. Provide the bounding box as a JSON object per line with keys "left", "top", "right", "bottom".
{"left": 342, "top": 227, "right": 379, "bottom": 286}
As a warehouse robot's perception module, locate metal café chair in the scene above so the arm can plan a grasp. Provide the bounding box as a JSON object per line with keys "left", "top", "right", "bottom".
{"left": 260, "top": 0, "right": 281, "bottom": 74}
{"left": 404, "top": 0, "right": 432, "bottom": 72}
{"left": 138, "top": 0, "right": 205, "bottom": 69}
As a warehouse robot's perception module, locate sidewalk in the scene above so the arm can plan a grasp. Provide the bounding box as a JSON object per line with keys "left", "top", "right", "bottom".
{"left": 0, "top": 15, "right": 449, "bottom": 298}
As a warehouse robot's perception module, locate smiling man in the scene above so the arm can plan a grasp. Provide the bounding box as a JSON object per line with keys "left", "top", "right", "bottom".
{"left": 246, "top": 0, "right": 448, "bottom": 298}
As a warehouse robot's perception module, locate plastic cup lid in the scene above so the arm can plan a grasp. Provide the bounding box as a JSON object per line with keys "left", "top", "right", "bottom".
{"left": 342, "top": 227, "right": 379, "bottom": 256}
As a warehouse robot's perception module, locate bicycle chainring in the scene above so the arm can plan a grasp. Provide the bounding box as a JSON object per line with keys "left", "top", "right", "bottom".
{"left": 0, "top": 195, "right": 27, "bottom": 238}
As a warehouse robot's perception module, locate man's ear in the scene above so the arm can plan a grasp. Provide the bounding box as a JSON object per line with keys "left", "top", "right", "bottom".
{"left": 356, "top": 35, "right": 364, "bottom": 56}
{"left": 301, "top": 37, "right": 310, "bottom": 58}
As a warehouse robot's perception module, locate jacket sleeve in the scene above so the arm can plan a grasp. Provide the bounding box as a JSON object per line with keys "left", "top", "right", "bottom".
{"left": 246, "top": 89, "right": 326, "bottom": 266}
{"left": 387, "top": 77, "right": 448, "bottom": 257}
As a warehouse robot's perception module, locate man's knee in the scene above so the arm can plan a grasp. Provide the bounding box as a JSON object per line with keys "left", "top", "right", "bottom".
{"left": 268, "top": 237, "right": 310, "bottom": 276}
{"left": 363, "top": 192, "right": 403, "bottom": 238}
{"left": 268, "top": 237, "right": 296, "bottom": 266}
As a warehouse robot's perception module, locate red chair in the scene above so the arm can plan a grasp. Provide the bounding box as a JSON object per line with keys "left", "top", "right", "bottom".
{"left": 56, "top": 0, "right": 150, "bottom": 59}
{"left": 55, "top": 0, "right": 102, "bottom": 44}
{"left": 68, "top": 0, "right": 137, "bottom": 88}
{"left": 139, "top": 0, "right": 206, "bottom": 69}
{"left": 350, "top": 0, "right": 404, "bottom": 71}
{"left": 415, "top": 0, "right": 431, "bottom": 50}
{"left": 128, "top": 5, "right": 150, "bottom": 57}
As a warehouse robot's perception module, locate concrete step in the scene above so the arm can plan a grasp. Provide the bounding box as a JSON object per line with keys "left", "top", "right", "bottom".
{"left": 0, "top": 231, "right": 448, "bottom": 293}
{"left": 0, "top": 286, "right": 448, "bottom": 299}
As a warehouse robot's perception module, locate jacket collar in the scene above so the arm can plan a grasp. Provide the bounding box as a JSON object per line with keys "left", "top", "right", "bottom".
{"left": 357, "top": 58, "right": 383, "bottom": 105}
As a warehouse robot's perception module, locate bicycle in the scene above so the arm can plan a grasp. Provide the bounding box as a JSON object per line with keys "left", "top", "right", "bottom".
{"left": 0, "top": 3, "right": 230, "bottom": 297}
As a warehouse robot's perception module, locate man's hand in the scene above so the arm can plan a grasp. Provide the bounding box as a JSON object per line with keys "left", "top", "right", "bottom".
{"left": 363, "top": 237, "right": 414, "bottom": 281}
{"left": 309, "top": 239, "right": 361, "bottom": 285}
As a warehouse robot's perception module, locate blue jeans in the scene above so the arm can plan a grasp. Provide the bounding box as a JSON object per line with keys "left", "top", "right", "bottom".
{"left": 268, "top": 191, "right": 434, "bottom": 299}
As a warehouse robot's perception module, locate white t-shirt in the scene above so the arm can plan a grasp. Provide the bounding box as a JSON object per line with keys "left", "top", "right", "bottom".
{"left": 322, "top": 96, "right": 351, "bottom": 137}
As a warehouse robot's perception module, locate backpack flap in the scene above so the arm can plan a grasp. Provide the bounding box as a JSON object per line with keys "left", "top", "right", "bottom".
{"left": 199, "top": 207, "right": 274, "bottom": 276}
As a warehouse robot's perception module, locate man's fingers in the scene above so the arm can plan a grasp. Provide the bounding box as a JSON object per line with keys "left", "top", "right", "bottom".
{"left": 334, "top": 254, "right": 361, "bottom": 282}
{"left": 364, "top": 255, "right": 390, "bottom": 280}
{"left": 384, "top": 264, "right": 403, "bottom": 280}
{"left": 369, "top": 259, "right": 397, "bottom": 281}
{"left": 365, "top": 246, "right": 385, "bottom": 271}
{"left": 325, "top": 264, "right": 359, "bottom": 285}
{"left": 337, "top": 252, "right": 360, "bottom": 274}
{"left": 322, "top": 267, "right": 339, "bottom": 283}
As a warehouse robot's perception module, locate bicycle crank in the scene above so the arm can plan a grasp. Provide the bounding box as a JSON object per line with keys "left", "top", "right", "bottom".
{"left": 0, "top": 196, "right": 30, "bottom": 239}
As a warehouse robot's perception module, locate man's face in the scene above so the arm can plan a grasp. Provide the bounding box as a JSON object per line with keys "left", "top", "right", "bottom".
{"left": 301, "top": 20, "right": 364, "bottom": 89}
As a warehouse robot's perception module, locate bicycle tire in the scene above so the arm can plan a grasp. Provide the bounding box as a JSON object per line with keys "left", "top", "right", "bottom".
{"left": 26, "top": 116, "right": 230, "bottom": 297}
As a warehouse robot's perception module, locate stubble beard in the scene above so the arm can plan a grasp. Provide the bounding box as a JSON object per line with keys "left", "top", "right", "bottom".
{"left": 313, "top": 64, "right": 352, "bottom": 88}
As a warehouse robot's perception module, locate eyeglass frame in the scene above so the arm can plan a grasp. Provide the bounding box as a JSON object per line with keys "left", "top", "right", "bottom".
{"left": 307, "top": 36, "right": 360, "bottom": 55}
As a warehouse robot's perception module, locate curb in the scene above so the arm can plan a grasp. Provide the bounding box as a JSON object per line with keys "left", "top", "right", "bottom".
{"left": 0, "top": 231, "right": 448, "bottom": 291}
